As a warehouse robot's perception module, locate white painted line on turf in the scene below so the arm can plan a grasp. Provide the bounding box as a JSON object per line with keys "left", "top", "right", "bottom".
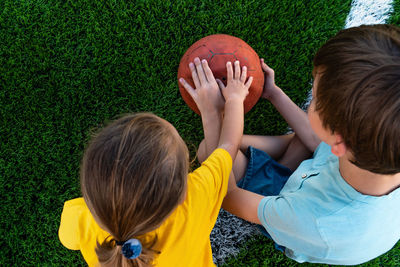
{"left": 345, "top": 0, "right": 394, "bottom": 28}
{"left": 302, "top": 0, "right": 395, "bottom": 110}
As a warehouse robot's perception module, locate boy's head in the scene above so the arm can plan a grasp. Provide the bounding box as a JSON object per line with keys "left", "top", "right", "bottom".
{"left": 311, "top": 24, "right": 400, "bottom": 174}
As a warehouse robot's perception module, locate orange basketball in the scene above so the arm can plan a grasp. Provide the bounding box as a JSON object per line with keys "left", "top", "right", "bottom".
{"left": 178, "top": 34, "right": 264, "bottom": 114}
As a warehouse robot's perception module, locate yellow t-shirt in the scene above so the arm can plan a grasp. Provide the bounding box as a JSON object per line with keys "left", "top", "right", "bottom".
{"left": 59, "top": 148, "right": 232, "bottom": 267}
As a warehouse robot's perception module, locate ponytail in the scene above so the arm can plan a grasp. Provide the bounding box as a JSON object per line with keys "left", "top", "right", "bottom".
{"left": 95, "top": 236, "right": 159, "bottom": 267}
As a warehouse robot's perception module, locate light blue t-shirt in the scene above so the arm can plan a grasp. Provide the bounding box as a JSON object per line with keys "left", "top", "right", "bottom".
{"left": 258, "top": 142, "right": 400, "bottom": 265}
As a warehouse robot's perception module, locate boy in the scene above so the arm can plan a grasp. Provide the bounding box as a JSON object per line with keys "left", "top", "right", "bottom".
{"left": 200, "top": 24, "right": 400, "bottom": 264}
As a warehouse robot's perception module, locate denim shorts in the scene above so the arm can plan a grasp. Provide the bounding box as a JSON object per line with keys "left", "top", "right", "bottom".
{"left": 237, "top": 146, "right": 293, "bottom": 252}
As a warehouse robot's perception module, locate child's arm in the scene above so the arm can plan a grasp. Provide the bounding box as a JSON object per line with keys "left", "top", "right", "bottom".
{"left": 223, "top": 173, "right": 264, "bottom": 224}
{"left": 181, "top": 59, "right": 252, "bottom": 162}
{"left": 216, "top": 61, "right": 253, "bottom": 161}
{"left": 181, "top": 60, "right": 263, "bottom": 225}
{"left": 179, "top": 58, "right": 224, "bottom": 157}
{"left": 261, "top": 59, "right": 321, "bottom": 152}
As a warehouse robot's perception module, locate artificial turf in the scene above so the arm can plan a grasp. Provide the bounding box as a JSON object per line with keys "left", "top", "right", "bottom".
{"left": 391, "top": 0, "right": 400, "bottom": 25}
{"left": 0, "top": 0, "right": 399, "bottom": 266}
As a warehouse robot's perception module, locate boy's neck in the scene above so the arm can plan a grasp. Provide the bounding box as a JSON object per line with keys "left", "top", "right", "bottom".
{"left": 338, "top": 156, "right": 400, "bottom": 197}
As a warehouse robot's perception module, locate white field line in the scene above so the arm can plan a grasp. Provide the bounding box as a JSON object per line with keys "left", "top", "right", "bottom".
{"left": 345, "top": 0, "right": 394, "bottom": 28}
{"left": 302, "top": 0, "right": 395, "bottom": 110}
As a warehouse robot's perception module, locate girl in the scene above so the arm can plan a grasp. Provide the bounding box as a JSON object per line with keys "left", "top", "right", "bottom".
{"left": 58, "top": 58, "right": 252, "bottom": 266}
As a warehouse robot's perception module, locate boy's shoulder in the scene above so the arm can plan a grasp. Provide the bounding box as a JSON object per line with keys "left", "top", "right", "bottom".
{"left": 312, "top": 142, "right": 332, "bottom": 163}
{"left": 281, "top": 141, "right": 400, "bottom": 216}
{"left": 280, "top": 142, "right": 335, "bottom": 194}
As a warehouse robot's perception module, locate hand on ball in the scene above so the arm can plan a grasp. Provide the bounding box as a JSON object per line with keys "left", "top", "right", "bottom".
{"left": 216, "top": 60, "right": 253, "bottom": 103}
{"left": 179, "top": 57, "right": 224, "bottom": 114}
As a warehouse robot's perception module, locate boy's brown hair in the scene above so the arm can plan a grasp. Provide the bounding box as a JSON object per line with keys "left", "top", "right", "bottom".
{"left": 313, "top": 24, "right": 400, "bottom": 174}
{"left": 81, "top": 113, "right": 189, "bottom": 266}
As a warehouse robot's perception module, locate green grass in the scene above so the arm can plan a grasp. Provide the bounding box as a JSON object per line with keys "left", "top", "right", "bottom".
{"left": 390, "top": 0, "right": 400, "bottom": 24}
{"left": 0, "top": 0, "right": 399, "bottom": 266}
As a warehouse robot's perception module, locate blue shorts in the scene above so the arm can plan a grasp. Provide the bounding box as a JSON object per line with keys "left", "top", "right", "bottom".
{"left": 237, "top": 146, "right": 293, "bottom": 252}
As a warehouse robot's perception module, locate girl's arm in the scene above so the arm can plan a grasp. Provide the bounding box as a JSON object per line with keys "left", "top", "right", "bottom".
{"left": 216, "top": 61, "right": 253, "bottom": 162}
{"left": 179, "top": 58, "right": 224, "bottom": 157}
{"left": 181, "top": 59, "right": 264, "bottom": 225}
{"left": 180, "top": 59, "right": 252, "bottom": 162}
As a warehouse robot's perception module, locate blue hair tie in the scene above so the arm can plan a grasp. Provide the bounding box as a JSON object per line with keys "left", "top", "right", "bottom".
{"left": 118, "top": 239, "right": 142, "bottom": 259}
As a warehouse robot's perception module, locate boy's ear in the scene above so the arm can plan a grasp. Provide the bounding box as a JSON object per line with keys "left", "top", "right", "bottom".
{"left": 330, "top": 133, "right": 347, "bottom": 157}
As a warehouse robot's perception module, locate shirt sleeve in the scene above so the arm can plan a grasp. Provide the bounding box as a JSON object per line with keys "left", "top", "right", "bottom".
{"left": 58, "top": 198, "right": 84, "bottom": 250}
{"left": 187, "top": 148, "right": 232, "bottom": 224}
{"left": 58, "top": 198, "right": 110, "bottom": 266}
{"left": 257, "top": 195, "right": 328, "bottom": 259}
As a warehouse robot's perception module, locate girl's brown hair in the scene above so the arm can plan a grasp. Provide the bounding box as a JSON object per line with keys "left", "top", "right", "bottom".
{"left": 81, "top": 113, "right": 189, "bottom": 266}
{"left": 313, "top": 24, "right": 400, "bottom": 174}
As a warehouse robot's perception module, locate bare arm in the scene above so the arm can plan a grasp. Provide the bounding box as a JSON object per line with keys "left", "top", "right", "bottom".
{"left": 179, "top": 58, "right": 224, "bottom": 157}
{"left": 269, "top": 87, "right": 320, "bottom": 152}
{"left": 222, "top": 172, "right": 264, "bottom": 224}
{"left": 201, "top": 112, "right": 223, "bottom": 157}
{"left": 261, "top": 59, "right": 320, "bottom": 152}
{"left": 217, "top": 61, "right": 253, "bottom": 162}
{"left": 180, "top": 59, "right": 253, "bottom": 162}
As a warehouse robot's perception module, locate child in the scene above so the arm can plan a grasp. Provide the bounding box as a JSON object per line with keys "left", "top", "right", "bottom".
{"left": 58, "top": 58, "right": 253, "bottom": 266}
{"left": 200, "top": 24, "right": 400, "bottom": 265}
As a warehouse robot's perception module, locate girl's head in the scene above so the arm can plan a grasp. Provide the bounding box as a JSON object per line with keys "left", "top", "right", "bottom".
{"left": 81, "top": 113, "right": 189, "bottom": 266}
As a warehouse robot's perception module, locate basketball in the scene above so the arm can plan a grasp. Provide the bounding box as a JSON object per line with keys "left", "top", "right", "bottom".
{"left": 178, "top": 34, "right": 264, "bottom": 114}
